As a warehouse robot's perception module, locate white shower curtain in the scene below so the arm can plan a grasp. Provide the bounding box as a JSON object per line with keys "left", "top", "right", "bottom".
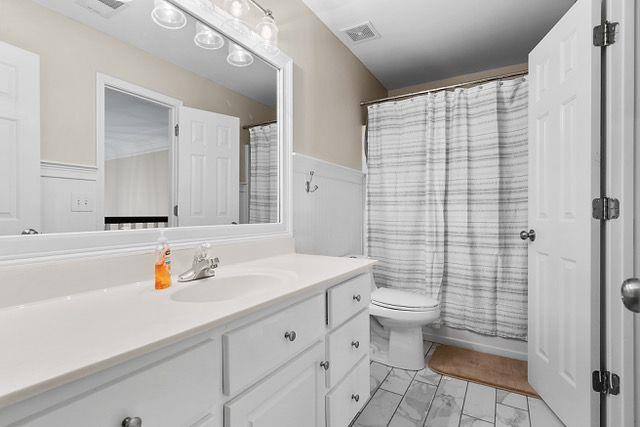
{"left": 249, "top": 123, "right": 278, "bottom": 223}
{"left": 366, "top": 78, "right": 529, "bottom": 339}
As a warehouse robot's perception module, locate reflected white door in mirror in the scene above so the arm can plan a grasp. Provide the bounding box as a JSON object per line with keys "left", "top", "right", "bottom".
{"left": 0, "top": 0, "right": 293, "bottom": 262}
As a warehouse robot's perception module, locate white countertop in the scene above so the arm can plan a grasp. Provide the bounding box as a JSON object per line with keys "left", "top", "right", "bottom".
{"left": 0, "top": 253, "right": 375, "bottom": 409}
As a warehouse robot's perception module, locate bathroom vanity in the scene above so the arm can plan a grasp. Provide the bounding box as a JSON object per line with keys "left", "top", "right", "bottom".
{"left": 0, "top": 254, "right": 374, "bottom": 427}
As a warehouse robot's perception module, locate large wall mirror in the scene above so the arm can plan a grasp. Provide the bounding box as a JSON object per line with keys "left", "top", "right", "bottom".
{"left": 0, "top": 0, "right": 291, "bottom": 259}
{"left": 0, "top": 0, "right": 288, "bottom": 244}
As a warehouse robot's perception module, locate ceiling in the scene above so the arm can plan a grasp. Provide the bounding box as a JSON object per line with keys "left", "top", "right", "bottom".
{"left": 34, "top": 0, "right": 277, "bottom": 106}
{"left": 105, "top": 88, "right": 170, "bottom": 161}
{"left": 301, "top": 0, "right": 574, "bottom": 90}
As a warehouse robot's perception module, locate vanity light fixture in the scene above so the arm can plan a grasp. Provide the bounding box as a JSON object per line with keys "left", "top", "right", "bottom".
{"left": 255, "top": 11, "right": 279, "bottom": 55}
{"left": 194, "top": 22, "right": 224, "bottom": 50}
{"left": 227, "top": 43, "right": 254, "bottom": 67}
{"left": 151, "top": 0, "right": 187, "bottom": 30}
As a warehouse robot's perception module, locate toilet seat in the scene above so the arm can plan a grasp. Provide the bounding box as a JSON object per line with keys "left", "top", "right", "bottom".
{"left": 371, "top": 288, "right": 438, "bottom": 312}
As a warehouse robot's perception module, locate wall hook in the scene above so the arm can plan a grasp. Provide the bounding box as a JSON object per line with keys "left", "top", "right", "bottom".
{"left": 305, "top": 171, "right": 319, "bottom": 193}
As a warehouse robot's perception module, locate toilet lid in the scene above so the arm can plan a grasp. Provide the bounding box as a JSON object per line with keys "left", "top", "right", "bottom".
{"left": 371, "top": 288, "right": 439, "bottom": 311}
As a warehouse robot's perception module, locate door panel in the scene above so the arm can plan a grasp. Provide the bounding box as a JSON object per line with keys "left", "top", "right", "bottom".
{"left": 178, "top": 107, "right": 239, "bottom": 226}
{"left": 527, "top": 0, "right": 601, "bottom": 425}
{"left": 0, "top": 42, "right": 40, "bottom": 235}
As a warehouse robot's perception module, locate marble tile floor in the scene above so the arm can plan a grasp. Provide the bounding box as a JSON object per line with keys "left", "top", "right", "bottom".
{"left": 350, "top": 342, "right": 565, "bottom": 427}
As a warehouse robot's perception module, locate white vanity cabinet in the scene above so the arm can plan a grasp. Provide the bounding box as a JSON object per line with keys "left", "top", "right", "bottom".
{"left": 1, "top": 272, "right": 373, "bottom": 427}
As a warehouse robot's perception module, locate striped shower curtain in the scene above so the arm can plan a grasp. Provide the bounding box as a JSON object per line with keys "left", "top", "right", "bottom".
{"left": 249, "top": 123, "right": 278, "bottom": 223}
{"left": 366, "top": 77, "right": 529, "bottom": 339}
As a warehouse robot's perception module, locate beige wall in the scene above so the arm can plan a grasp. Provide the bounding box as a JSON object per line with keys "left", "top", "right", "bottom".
{"left": 0, "top": 0, "right": 276, "bottom": 174}
{"left": 234, "top": 0, "right": 387, "bottom": 170}
{"left": 388, "top": 63, "right": 528, "bottom": 97}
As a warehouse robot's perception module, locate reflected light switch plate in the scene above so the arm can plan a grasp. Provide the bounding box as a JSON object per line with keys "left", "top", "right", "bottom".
{"left": 71, "top": 192, "right": 94, "bottom": 212}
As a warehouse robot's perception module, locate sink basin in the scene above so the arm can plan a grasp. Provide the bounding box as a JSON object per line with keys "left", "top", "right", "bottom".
{"left": 170, "top": 273, "right": 289, "bottom": 303}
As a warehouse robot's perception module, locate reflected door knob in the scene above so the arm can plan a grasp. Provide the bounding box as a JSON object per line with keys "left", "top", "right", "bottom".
{"left": 351, "top": 394, "right": 360, "bottom": 402}
{"left": 284, "top": 330, "right": 297, "bottom": 341}
{"left": 122, "top": 417, "right": 142, "bottom": 427}
{"left": 320, "top": 361, "right": 330, "bottom": 370}
{"left": 353, "top": 294, "right": 362, "bottom": 302}
{"left": 351, "top": 340, "right": 360, "bottom": 349}
{"left": 621, "top": 278, "right": 640, "bottom": 313}
{"left": 520, "top": 229, "right": 536, "bottom": 241}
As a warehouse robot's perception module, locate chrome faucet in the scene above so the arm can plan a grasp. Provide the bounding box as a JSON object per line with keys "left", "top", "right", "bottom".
{"left": 178, "top": 243, "right": 220, "bottom": 282}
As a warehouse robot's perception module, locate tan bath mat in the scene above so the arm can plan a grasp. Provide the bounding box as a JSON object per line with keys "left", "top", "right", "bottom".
{"left": 428, "top": 345, "right": 539, "bottom": 397}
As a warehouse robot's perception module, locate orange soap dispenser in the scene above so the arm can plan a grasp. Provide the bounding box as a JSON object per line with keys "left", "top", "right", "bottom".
{"left": 155, "top": 231, "right": 172, "bottom": 290}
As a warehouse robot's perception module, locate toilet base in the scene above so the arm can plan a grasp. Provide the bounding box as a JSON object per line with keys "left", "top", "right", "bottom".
{"left": 387, "top": 326, "right": 425, "bottom": 370}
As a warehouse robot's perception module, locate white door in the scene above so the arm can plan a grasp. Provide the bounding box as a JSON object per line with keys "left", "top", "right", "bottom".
{"left": 178, "top": 107, "right": 239, "bottom": 226}
{"left": 224, "top": 342, "right": 326, "bottom": 427}
{"left": 0, "top": 42, "right": 40, "bottom": 235}
{"left": 527, "top": 0, "right": 601, "bottom": 426}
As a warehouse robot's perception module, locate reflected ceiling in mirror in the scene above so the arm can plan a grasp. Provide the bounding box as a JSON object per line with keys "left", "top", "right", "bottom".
{"left": 0, "top": 0, "right": 280, "bottom": 237}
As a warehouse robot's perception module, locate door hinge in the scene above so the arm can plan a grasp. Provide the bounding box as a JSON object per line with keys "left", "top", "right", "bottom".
{"left": 174, "top": 124, "right": 180, "bottom": 137}
{"left": 592, "top": 197, "right": 620, "bottom": 221}
{"left": 173, "top": 205, "right": 179, "bottom": 216}
{"left": 593, "top": 21, "right": 619, "bottom": 47}
{"left": 592, "top": 370, "right": 620, "bottom": 395}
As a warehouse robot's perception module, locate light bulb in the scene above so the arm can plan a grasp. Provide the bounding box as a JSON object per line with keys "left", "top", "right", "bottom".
{"left": 151, "top": 0, "right": 187, "bottom": 30}
{"left": 255, "top": 14, "right": 279, "bottom": 55}
{"left": 227, "top": 43, "right": 254, "bottom": 67}
{"left": 223, "top": 0, "right": 249, "bottom": 18}
{"left": 194, "top": 22, "right": 224, "bottom": 50}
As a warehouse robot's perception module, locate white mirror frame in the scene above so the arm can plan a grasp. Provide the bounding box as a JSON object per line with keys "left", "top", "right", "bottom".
{"left": 0, "top": 0, "right": 293, "bottom": 264}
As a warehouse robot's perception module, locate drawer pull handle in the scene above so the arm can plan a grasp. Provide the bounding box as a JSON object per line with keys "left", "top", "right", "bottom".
{"left": 351, "top": 394, "right": 360, "bottom": 402}
{"left": 351, "top": 340, "right": 360, "bottom": 349}
{"left": 284, "top": 331, "right": 297, "bottom": 341}
{"left": 320, "top": 361, "right": 330, "bottom": 371}
{"left": 353, "top": 294, "right": 362, "bottom": 302}
{"left": 122, "top": 417, "right": 142, "bottom": 427}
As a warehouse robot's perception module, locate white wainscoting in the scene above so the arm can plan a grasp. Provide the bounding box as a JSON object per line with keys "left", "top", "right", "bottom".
{"left": 40, "top": 161, "right": 98, "bottom": 234}
{"left": 293, "top": 153, "right": 364, "bottom": 256}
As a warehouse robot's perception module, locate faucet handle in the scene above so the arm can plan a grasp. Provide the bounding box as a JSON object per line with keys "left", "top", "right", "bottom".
{"left": 193, "top": 243, "right": 210, "bottom": 262}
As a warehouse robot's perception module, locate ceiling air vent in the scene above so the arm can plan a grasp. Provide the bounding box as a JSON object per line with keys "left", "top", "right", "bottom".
{"left": 342, "top": 21, "right": 380, "bottom": 44}
{"left": 75, "top": 0, "right": 131, "bottom": 19}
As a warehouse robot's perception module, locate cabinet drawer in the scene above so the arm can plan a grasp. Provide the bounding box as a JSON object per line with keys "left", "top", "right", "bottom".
{"left": 223, "top": 294, "right": 325, "bottom": 395}
{"left": 26, "top": 340, "right": 218, "bottom": 427}
{"left": 326, "top": 356, "right": 369, "bottom": 427}
{"left": 327, "top": 310, "right": 369, "bottom": 388}
{"left": 327, "top": 273, "right": 371, "bottom": 328}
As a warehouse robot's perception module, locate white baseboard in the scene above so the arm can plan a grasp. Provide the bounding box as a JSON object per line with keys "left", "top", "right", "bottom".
{"left": 423, "top": 325, "right": 527, "bottom": 361}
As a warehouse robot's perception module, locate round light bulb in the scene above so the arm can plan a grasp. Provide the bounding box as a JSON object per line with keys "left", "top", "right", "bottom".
{"left": 223, "top": 0, "right": 250, "bottom": 18}
{"left": 194, "top": 22, "right": 224, "bottom": 50}
{"left": 227, "top": 43, "right": 254, "bottom": 67}
{"left": 151, "top": 0, "right": 187, "bottom": 30}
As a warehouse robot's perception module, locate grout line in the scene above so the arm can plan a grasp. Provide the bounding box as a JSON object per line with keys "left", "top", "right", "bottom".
{"left": 423, "top": 371, "right": 445, "bottom": 426}
{"left": 384, "top": 369, "right": 418, "bottom": 426}
{"left": 456, "top": 381, "right": 470, "bottom": 427}
{"left": 352, "top": 363, "right": 395, "bottom": 425}
{"left": 527, "top": 396, "right": 532, "bottom": 427}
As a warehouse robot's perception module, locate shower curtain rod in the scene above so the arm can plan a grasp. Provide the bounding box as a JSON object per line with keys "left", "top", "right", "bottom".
{"left": 360, "top": 70, "right": 528, "bottom": 107}
{"left": 242, "top": 119, "right": 277, "bottom": 130}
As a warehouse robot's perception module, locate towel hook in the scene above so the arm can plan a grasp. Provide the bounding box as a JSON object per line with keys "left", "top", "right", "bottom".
{"left": 305, "top": 171, "right": 319, "bottom": 193}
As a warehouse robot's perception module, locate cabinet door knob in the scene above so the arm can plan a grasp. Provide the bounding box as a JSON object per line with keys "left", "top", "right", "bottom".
{"left": 320, "top": 361, "right": 330, "bottom": 370}
{"left": 284, "top": 331, "right": 297, "bottom": 341}
{"left": 351, "top": 340, "right": 360, "bottom": 349}
{"left": 122, "top": 417, "right": 142, "bottom": 427}
{"left": 353, "top": 294, "right": 362, "bottom": 302}
{"left": 351, "top": 394, "right": 360, "bottom": 402}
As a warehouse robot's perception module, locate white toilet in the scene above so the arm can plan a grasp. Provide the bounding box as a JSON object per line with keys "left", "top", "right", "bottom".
{"left": 369, "top": 287, "right": 440, "bottom": 370}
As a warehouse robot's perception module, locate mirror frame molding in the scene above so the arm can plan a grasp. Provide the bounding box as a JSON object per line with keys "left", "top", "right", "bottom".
{"left": 0, "top": 0, "right": 293, "bottom": 264}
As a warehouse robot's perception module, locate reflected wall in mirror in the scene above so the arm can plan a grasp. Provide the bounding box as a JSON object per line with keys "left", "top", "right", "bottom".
{"left": 0, "top": 0, "right": 280, "bottom": 237}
